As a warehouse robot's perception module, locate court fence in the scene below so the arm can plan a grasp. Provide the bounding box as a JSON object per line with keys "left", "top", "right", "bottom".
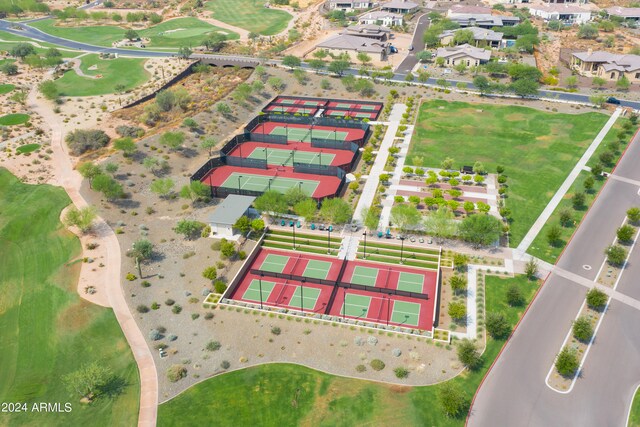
{"left": 293, "top": 163, "right": 346, "bottom": 179}
{"left": 225, "top": 155, "right": 268, "bottom": 170}
{"left": 310, "top": 138, "right": 359, "bottom": 153}
{"left": 262, "top": 96, "right": 383, "bottom": 121}
{"left": 220, "top": 230, "right": 269, "bottom": 302}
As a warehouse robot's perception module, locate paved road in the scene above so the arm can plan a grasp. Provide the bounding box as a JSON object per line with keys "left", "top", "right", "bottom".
{"left": 395, "top": 14, "right": 429, "bottom": 74}
{"left": 469, "top": 131, "right": 640, "bottom": 427}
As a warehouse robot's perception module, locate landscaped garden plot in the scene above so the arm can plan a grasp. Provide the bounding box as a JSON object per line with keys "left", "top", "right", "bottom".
{"left": 527, "top": 171, "right": 606, "bottom": 264}
{"left": 15, "top": 143, "right": 41, "bottom": 154}
{"left": 205, "top": 0, "right": 292, "bottom": 35}
{"left": 0, "top": 169, "right": 139, "bottom": 427}
{"left": 54, "top": 54, "right": 149, "bottom": 96}
{"left": 160, "top": 274, "right": 541, "bottom": 427}
{"left": 0, "top": 113, "right": 30, "bottom": 125}
{"left": 30, "top": 17, "right": 238, "bottom": 48}
{"left": 0, "top": 83, "right": 15, "bottom": 94}
{"left": 262, "top": 230, "right": 341, "bottom": 256}
{"left": 409, "top": 100, "right": 610, "bottom": 247}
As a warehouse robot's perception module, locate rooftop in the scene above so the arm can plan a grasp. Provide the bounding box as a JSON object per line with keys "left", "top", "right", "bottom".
{"left": 317, "top": 34, "right": 389, "bottom": 53}
{"left": 447, "top": 4, "right": 491, "bottom": 15}
{"left": 208, "top": 195, "right": 256, "bottom": 225}
{"left": 448, "top": 13, "right": 520, "bottom": 27}
{"left": 343, "top": 24, "right": 391, "bottom": 36}
{"left": 606, "top": 6, "right": 640, "bottom": 18}
{"left": 359, "top": 10, "right": 403, "bottom": 19}
{"left": 436, "top": 43, "right": 492, "bottom": 61}
{"left": 573, "top": 50, "right": 640, "bottom": 72}
{"left": 439, "top": 26, "right": 503, "bottom": 42}
{"left": 529, "top": 4, "right": 591, "bottom": 14}
{"left": 380, "top": 0, "right": 419, "bottom": 10}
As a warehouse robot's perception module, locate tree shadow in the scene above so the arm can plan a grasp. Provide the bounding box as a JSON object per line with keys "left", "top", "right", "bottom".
{"left": 97, "top": 376, "right": 128, "bottom": 399}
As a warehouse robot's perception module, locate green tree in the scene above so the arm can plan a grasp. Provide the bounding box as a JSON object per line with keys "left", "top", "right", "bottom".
{"left": 63, "top": 362, "right": 113, "bottom": 401}
{"left": 473, "top": 75, "right": 491, "bottom": 95}
{"left": 572, "top": 192, "right": 585, "bottom": 209}
{"left": 63, "top": 206, "right": 97, "bottom": 233}
{"left": 10, "top": 43, "right": 35, "bottom": 59}
{"left": 506, "top": 284, "right": 524, "bottom": 306}
{"left": 150, "top": 178, "right": 175, "bottom": 198}
{"left": 515, "top": 33, "right": 538, "bottom": 53}
{"left": 220, "top": 239, "right": 236, "bottom": 259}
{"left": 577, "top": 24, "right": 598, "bottom": 39}
{"left": 525, "top": 258, "right": 539, "bottom": 280}
{"left": 177, "top": 46, "right": 192, "bottom": 59}
{"left": 0, "top": 62, "right": 18, "bottom": 75}
{"left": 458, "top": 214, "right": 502, "bottom": 247}
{"left": 586, "top": 288, "right": 608, "bottom": 310}
{"left": 307, "top": 59, "right": 325, "bottom": 73}
{"left": 457, "top": 339, "right": 481, "bottom": 370}
{"left": 390, "top": 204, "right": 421, "bottom": 232}
{"left": 254, "top": 190, "right": 288, "bottom": 218}
{"left": 251, "top": 218, "right": 265, "bottom": 233}
{"left": 202, "top": 266, "right": 217, "bottom": 281}
{"left": 627, "top": 207, "right": 640, "bottom": 223}
{"left": 174, "top": 219, "right": 206, "bottom": 240}
{"left": 572, "top": 316, "right": 593, "bottom": 343}
{"left": 361, "top": 205, "right": 381, "bottom": 231}
{"left": 605, "top": 244, "right": 627, "bottom": 266}
{"left": 39, "top": 80, "right": 59, "bottom": 101}
{"left": 328, "top": 59, "right": 350, "bottom": 76}
{"left": 486, "top": 312, "right": 511, "bottom": 339}
{"left": 77, "top": 162, "right": 102, "bottom": 188}
{"left": 267, "top": 76, "right": 285, "bottom": 92}
{"left": 511, "top": 78, "right": 539, "bottom": 97}
{"left": 616, "top": 75, "right": 631, "bottom": 91}
{"left": 217, "top": 102, "right": 232, "bottom": 117}
{"left": 234, "top": 215, "right": 251, "bottom": 234}
{"left": 113, "top": 137, "right": 136, "bottom": 156}
{"left": 160, "top": 131, "right": 185, "bottom": 150}
{"left": 357, "top": 52, "right": 371, "bottom": 65}
{"left": 92, "top": 174, "right": 124, "bottom": 200}
{"left": 453, "top": 29, "right": 474, "bottom": 45}
{"left": 589, "top": 95, "right": 608, "bottom": 108}
{"left": 124, "top": 29, "right": 139, "bottom": 40}
{"left": 284, "top": 186, "right": 309, "bottom": 206}
{"left": 293, "top": 198, "right": 317, "bottom": 221}
{"left": 565, "top": 75, "right": 578, "bottom": 88}
{"left": 617, "top": 224, "right": 635, "bottom": 243}
{"left": 320, "top": 198, "right": 352, "bottom": 224}
{"left": 200, "top": 137, "right": 217, "bottom": 157}
{"left": 437, "top": 383, "right": 468, "bottom": 418}
{"left": 202, "top": 33, "right": 227, "bottom": 52}
{"left": 424, "top": 206, "right": 456, "bottom": 242}
{"left": 448, "top": 301, "right": 466, "bottom": 321}
{"left": 282, "top": 55, "right": 301, "bottom": 68}
{"left": 128, "top": 238, "right": 153, "bottom": 277}
{"left": 416, "top": 50, "right": 432, "bottom": 63}
{"left": 583, "top": 175, "right": 595, "bottom": 192}
{"left": 547, "top": 224, "right": 562, "bottom": 246}
{"left": 555, "top": 346, "right": 579, "bottom": 377}
{"left": 592, "top": 76, "right": 606, "bottom": 89}
{"left": 155, "top": 90, "right": 175, "bottom": 111}
{"left": 233, "top": 82, "right": 253, "bottom": 103}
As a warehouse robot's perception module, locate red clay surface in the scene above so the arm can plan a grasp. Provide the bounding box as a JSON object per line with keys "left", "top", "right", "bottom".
{"left": 265, "top": 105, "right": 319, "bottom": 115}
{"left": 250, "top": 121, "right": 366, "bottom": 142}
{"left": 201, "top": 165, "right": 342, "bottom": 199}
{"left": 227, "top": 140, "right": 355, "bottom": 167}
{"left": 228, "top": 248, "right": 437, "bottom": 331}
{"left": 272, "top": 96, "right": 328, "bottom": 107}
{"left": 327, "top": 288, "right": 433, "bottom": 330}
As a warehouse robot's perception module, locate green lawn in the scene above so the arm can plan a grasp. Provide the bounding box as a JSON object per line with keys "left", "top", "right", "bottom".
{"left": 586, "top": 118, "right": 631, "bottom": 173}
{"left": 54, "top": 54, "right": 149, "bottom": 96}
{"left": 0, "top": 113, "right": 30, "bottom": 125}
{"left": 409, "top": 100, "right": 610, "bottom": 247}
{"left": 0, "top": 30, "right": 79, "bottom": 56}
{"left": 527, "top": 171, "right": 606, "bottom": 263}
{"left": 629, "top": 388, "right": 640, "bottom": 426}
{"left": 30, "top": 17, "right": 238, "bottom": 49}
{"left": 0, "top": 83, "right": 15, "bottom": 94}
{"left": 0, "top": 0, "right": 47, "bottom": 13}
{"left": 159, "top": 275, "right": 540, "bottom": 426}
{"left": 16, "top": 143, "right": 41, "bottom": 154}
{"left": 0, "top": 168, "right": 140, "bottom": 426}
{"left": 205, "top": 0, "right": 292, "bottom": 35}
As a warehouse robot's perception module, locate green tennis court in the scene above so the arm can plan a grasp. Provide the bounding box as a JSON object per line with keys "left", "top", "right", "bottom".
{"left": 259, "top": 254, "right": 290, "bottom": 273}
{"left": 242, "top": 279, "right": 276, "bottom": 302}
{"left": 397, "top": 272, "right": 425, "bottom": 293}
{"left": 301, "top": 100, "right": 321, "bottom": 106}
{"left": 221, "top": 172, "right": 320, "bottom": 195}
{"left": 279, "top": 99, "right": 296, "bottom": 105}
{"left": 269, "top": 125, "right": 349, "bottom": 142}
{"left": 350, "top": 265, "right": 379, "bottom": 287}
{"left": 342, "top": 294, "right": 372, "bottom": 317}
{"left": 391, "top": 301, "right": 421, "bottom": 327}
{"left": 355, "top": 112, "right": 373, "bottom": 118}
{"left": 334, "top": 103, "right": 354, "bottom": 109}
{"left": 247, "top": 147, "right": 335, "bottom": 167}
{"left": 289, "top": 286, "right": 321, "bottom": 310}
{"left": 302, "top": 260, "right": 332, "bottom": 280}
{"left": 359, "top": 105, "right": 377, "bottom": 111}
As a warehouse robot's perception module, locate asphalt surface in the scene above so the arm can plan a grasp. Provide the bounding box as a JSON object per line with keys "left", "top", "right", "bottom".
{"left": 469, "top": 131, "right": 640, "bottom": 427}
{"left": 395, "top": 13, "right": 429, "bottom": 74}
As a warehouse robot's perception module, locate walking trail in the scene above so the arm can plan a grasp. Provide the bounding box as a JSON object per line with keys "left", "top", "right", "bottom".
{"left": 28, "top": 85, "right": 158, "bottom": 427}
{"left": 515, "top": 108, "right": 622, "bottom": 256}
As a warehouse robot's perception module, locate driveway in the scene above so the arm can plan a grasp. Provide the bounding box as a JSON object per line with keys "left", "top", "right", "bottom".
{"left": 395, "top": 14, "right": 429, "bottom": 74}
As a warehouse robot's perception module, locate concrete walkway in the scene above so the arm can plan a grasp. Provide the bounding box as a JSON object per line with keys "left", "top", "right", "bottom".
{"left": 28, "top": 85, "right": 158, "bottom": 427}
{"left": 380, "top": 121, "right": 413, "bottom": 231}
{"left": 353, "top": 103, "right": 406, "bottom": 227}
{"left": 516, "top": 108, "right": 622, "bottom": 255}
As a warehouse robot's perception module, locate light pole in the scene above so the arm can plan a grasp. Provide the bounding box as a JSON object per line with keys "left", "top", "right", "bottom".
{"left": 362, "top": 230, "right": 367, "bottom": 259}
{"left": 327, "top": 225, "right": 332, "bottom": 254}
{"left": 342, "top": 288, "right": 346, "bottom": 320}
{"left": 268, "top": 178, "right": 273, "bottom": 191}
{"left": 292, "top": 148, "right": 296, "bottom": 165}
{"left": 291, "top": 221, "right": 296, "bottom": 250}
{"left": 399, "top": 236, "right": 405, "bottom": 264}
{"left": 237, "top": 175, "right": 243, "bottom": 192}
{"left": 259, "top": 273, "right": 264, "bottom": 310}
{"left": 264, "top": 147, "right": 268, "bottom": 164}
{"left": 319, "top": 149, "right": 322, "bottom": 168}
{"left": 300, "top": 278, "right": 305, "bottom": 314}
{"left": 386, "top": 295, "right": 391, "bottom": 326}
{"left": 298, "top": 181, "right": 303, "bottom": 191}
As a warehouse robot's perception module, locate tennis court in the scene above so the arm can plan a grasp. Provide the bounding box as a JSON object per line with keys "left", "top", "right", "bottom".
{"left": 326, "top": 110, "right": 378, "bottom": 119}
{"left": 269, "top": 125, "right": 349, "bottom": 143}
{"left": 258, "top": 253, "right": 290, "bottom": 273}
{"left": 242, "top": 279, "right": 276, "bottom": 303}
{"left": 391, "top": 300, "right": 421, "bottom": 326}
{"left": 302, "top": 260, "right": 332, "bottom": 280}
{"left": 288, "top": 286, "right": 322, "bottom": 310}
{"left": 349, "top": 265, "right": 380, "bottom": 287}
{"left": 246, "top": 146, "right": 335, "bottom": 167}
{"left": 342, "top": 293, "right": 372, "bottom": 318}
{"left": 265, "top": 105, "right": 318, "bottom": 115}
{"left": 221, "top": 172, "right": 320, "bottom": 195}
{"left": 397, "top": 272, "right": 425, "bottom": 293}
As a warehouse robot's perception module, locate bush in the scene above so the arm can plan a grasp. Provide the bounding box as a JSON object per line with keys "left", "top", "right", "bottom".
{"left": 165, "top": 298, "right": 175, "bottom": 306}
{"left": 214, "top": 280, "right": 227, "bottom": 294}
{"left": 167, "top": 365, "right": 187, "bottom": 382}
{"left": 438, "top": 383, "right": 468, "bottom": 418}
{"left": 206, "top": 340, "right": 222, "bottom": 351}
{"left": 572, "top": 316, "right": 594, "bottom": 343}
{"left": 506, "top": 285, "right": 524, "bottom": 306}
{"left": 457, "top": 339, "right": 481, "bottom": 370}
{"left": 370, "top": 359, "right": 385, "bottom": 371}
{"left": 356, "top": 364, "right": 366, "bottom": 373}
{"left": 116, "top": 125, "right": 144, "bottom": 138}
{"left": 555, "top": 346, "right": 579, "bottom": 378}
{"left": 271, "top": 326, "right": 281, "bottom": 335}
{"left": 448, "top": 301, "right": 466, "bottom": 321}
{"left": 220, "top": 360, "right": 231, "bottom": 370}
{"left": 151, "top": 302, "right": 160, "bottom": 310}
{"left": 394, "top": 367, "right": 409, "bottom": 378}
{"left": 141, "top": 281, "right": 151, "bottom": 288}
{"left": 605, "top": 244, "right": 627, "bottom": 266}
{"left": 136, "top": 305, "right": 149, "bottom": 313}
{"left": 617, "top": 225, "right": 635, "bottom": 243}
{"left": 126, "top": 273, "right": 137, "bottom": 281}
{"left": 65, "top": 129, "right": 110, "bottom": 155}
{"left": 586, "top": 288, "right": 607, "bottom": 310}
{"left": 627, "top": 207, "right": 640, "bottom": 223}
{"left": 172, "top": 305, "right": 183, "bottom": 314}
{"left": 202, "top": 266, "right": 217, "bottom": 281}
{"left": 149, "top": 329, "right": 162, "bottom": 340}
{"left": 485, "top": 312, "right": 510, "bottom": 339}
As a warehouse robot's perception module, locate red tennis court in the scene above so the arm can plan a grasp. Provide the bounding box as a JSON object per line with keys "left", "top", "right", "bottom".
{"left": 250, "top": 121, "right": 365, "bottom": 142}
{"left": 200, "top": 165, "right": 342, "bottom": 199}
{"left": 325, "top": 109, "right": 379, "bottom": 120}
{"left": 272, "top": 96, "right": 328, "bottom": 107}
{"left": 227, "top": 141, "right": 355, "bottom": 167}
{"left": 264, "top": 105, "right": 319, "bottom": 115}
{"left": 252, "top": 248, "right": 343, "bottom": 281}
{"left": 341, "top": 259, "right": 438, "bottom": 295}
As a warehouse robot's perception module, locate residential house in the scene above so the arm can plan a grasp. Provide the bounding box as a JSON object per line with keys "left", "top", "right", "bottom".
{"left": 358, "top": 11, "right": 404, "bottom": 27}
{"left": 571, "top": 50, "right": 640, "bottom": 82}
{"left": 436, "top": 43, "right": 492, "bottom": 66}
{"left": 447, "top": 13, "right": 520, "bottom": 28}
{"left": 606, "top": 6, "right": 640, "bottom": 22}
{"left": 447, "top": 5, "right": 492, "bottom": 15}
{"left": 543, "top": 0, "right": 588, "bottom": 3}
{"left": 342, "top": 24, "right": 392, "bottom": 41}
{"left": 438, "top": 26, "right": 504, "bottom": 48}
{"left": 529, "top": 4, "right": 592, "bottom": 24}
{"left": 380, "top": 0, "right": 419, "bottom": 14}
{"left": 327, "top": 0, "right": 373, "bottom": 12}
{"left": 315, "top": 34, "right": 390, "bottom": 61}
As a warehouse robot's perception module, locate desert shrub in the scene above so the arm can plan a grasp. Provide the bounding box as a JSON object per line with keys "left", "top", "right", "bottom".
{"left": 220, "top": 360, "right": 231, "bottom": 369}
{"left": 506, "top": 285, "right": 524, "bottom": 306}
{"left": 65, "top": 129, "right": 110, "bottom": 155}
{"left": 271, "top": 326, "right": 281, "bottom": 335}
{"left": 355, "top": 364, "right": 366, "bottom": 373}
{"left": 555, "top": 346, "right": 579, "bottom": 377}
{"left": 572, "top": 316, "right": 594, "bottom": 343}
{"left": 136, "top": 305, "right": 149, "bottom": 313}
{"left": 172, "top": 305, "right": 182, "bottom": 314}
{"left": 394, "top": 367, "right": 409, "bottom": 378}
{"left": 141, "top": 280, "right": 151, "bottom": 287}
{"left": 485, "top": 312, "right": 510, "bottom": 339}
{"left": 116, "top": 125, "right": 144, "bottom": 138}
{"left": 214, "top": 280, "right": 227, "bottom": 294}
{"left": 149, "top": 329, "right": 162, "bottom": 340}
{"left": 167, "top": 365, "right": 187, "bottom": 382}
{"left": 165, "top": 298, "right": 175, "bottom": 306}
{"left": 586, "top": 288, "right": 607, "bottom": 310}
{"left": 370, "top": 359, "right": 385, "bottom": 371}
{"left": 207, "top": 340, "right": 222, "bottom": 351}
{"left": 126, "top": 273, "right": 137, "bottom": 281}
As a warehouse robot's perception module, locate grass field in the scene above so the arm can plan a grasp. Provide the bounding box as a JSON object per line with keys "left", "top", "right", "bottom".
{"left": 586, "top": 118, "right": 632, "bottom": 173}
{"left": 54, "top": 54, "right": 149, "bottom": 96}
{"left": 527, "top": 171, "right": 606, "bottom": 263}
{"left": 0, "top": 0, "right": 47, "bottom": 13}
{"left": 0, "top": 83, "right": 15, "bottom": 94}
{"left": 158, "top": 275, "right": 540, "bottom": 426}
{"left": 629, "top": 389, "right": 640, "bottom": 426}
{"left": 0, "top": 113, "right": 30, "bottom": 125}
{"left": 0, "top": 30, "right": 79, "bottom": 56}
{"left": 30, "top": 17, "right": 238, "bottom": 48}
{"left": 205, "top": 0, "right": 292, "bottom": 35}
{"left": 409, "top": 100, "right": 610, "bottom": 247}
{"left": 0, "top": 168, "right": 140, "bottom": 426}
{"left": 16, "top": 143, "right": 41, "bottom": 154}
